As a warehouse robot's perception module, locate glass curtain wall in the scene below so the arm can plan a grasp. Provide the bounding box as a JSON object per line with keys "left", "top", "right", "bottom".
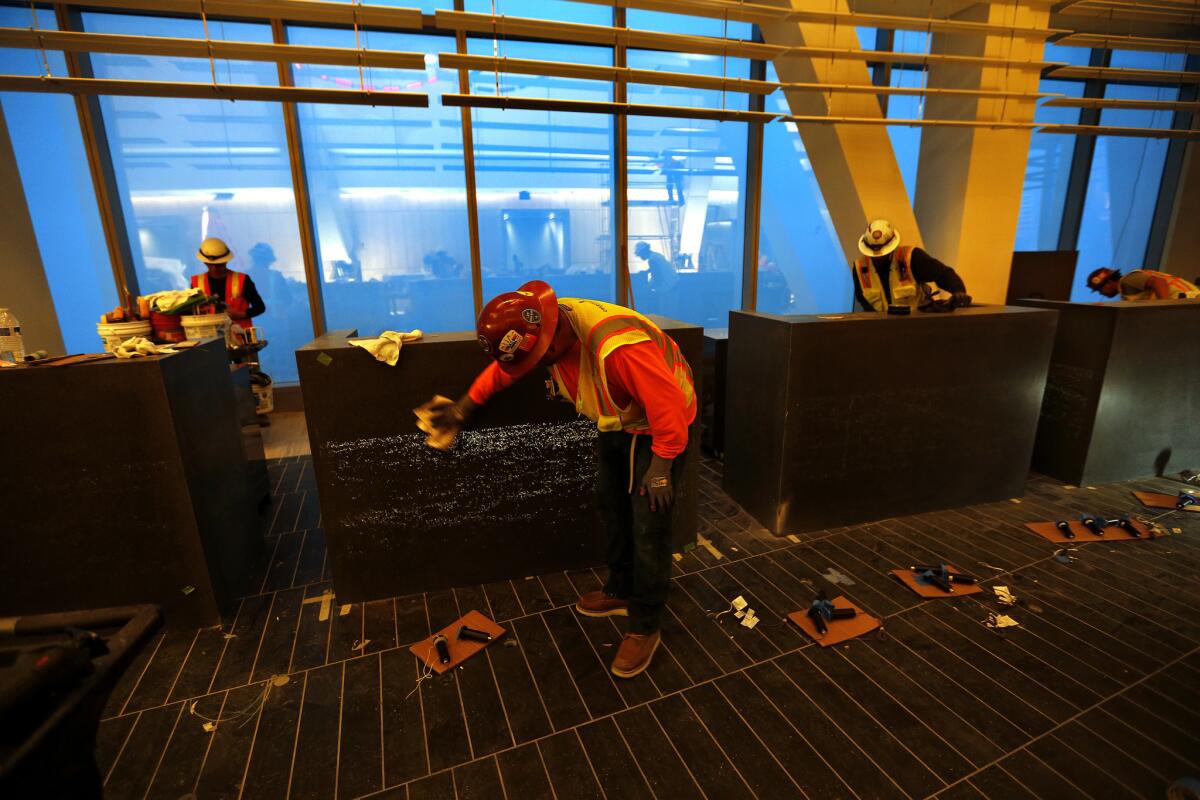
{"left": 289, "top": 27, "right": 475, "bottom": 335}
{"left": 1013, "top": 79, "right": 1083, "bottom": 251}
{"left": 885, "top": 31, "right": 930, "bottom": 201}
{"left": 82, "top": 13, "right": 313, "bottom": 381}
{"left": 756, "top": 64, "right": 850, "bottom": 314}
{"left": 467, "top": 39, "right": 616, "bottom": 302}
{"left": 0, "top": 8, "right": 116, "bottom": 353}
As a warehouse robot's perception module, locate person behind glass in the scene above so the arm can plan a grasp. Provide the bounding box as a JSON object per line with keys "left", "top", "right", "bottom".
{"left": 1085, "top": 267, "right": 1200, "bottom": 301}
{"left": 851, "top": 219, "right": 971, "bottom": 312}
{"left": 634, "top": 241, "right": 680, "bottom": 316}
{"left": 423, "top": 281, "right": 695, "bottom": 679}
{"left": 192, "top": 237, "right": 266, "bottom": 328}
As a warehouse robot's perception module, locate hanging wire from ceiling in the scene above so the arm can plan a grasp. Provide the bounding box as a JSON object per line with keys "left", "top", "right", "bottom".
{"left": 27, "top": 0, "right": 51, "bottom": 78}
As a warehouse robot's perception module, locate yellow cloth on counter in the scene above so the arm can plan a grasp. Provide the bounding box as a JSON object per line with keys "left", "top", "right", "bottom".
{"left": 413, "top": 395, "right": 458, "bottom": 451}
{"left": 113, "top": 336, "right": 180, "bottom": 359}
{"left": 142, "top": 288, "right": 203, "bottom": 314}
{"left": 348, "top": 330, "right": 423, "bottom": 367}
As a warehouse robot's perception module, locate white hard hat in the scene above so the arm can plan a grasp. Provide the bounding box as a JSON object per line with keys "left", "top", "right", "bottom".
{"left": 198, "top": 237, "right": 234, "bottom": 264}
{"left": 858, "top": 219, "right": 900, "bottom": 258}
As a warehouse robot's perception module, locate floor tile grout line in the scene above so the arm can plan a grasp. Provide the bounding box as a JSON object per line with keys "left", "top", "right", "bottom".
{"left": 604, "top": 716, "right": 666, "bottom": 800}
{"left": 189, "top": 687, "right": 232, "bottom": 794}
{"left": 244, "top": 592, "right": 279, "bottom": 688}
{"left": 116, "top": 633, "right": 166, "bottom": 717}
{"left": 532, "top": 739, "right": 562, "bottom": 800}
{"left": 286, "top": 530, "right": 309, "bottom": 591}
{"left": 639, "top": 699, "right": 711, "bottom": 799}
{"left": 569, "top": 727, "right": 605, "bottom": 800}
{"left": 526, "top": 610, "right": 594, "bottom": 729}
{"left": 101, "top": 709, "right": 140, "bottom": 787}
{"left": 136, "top": 700, "right": 185, "bottom": 800}
{"left": 161, "top": 627, "right": 201, "bottom": 707}
{"left": 792, "top": 645, "right": 948, "bottom": 794}
{"left": 258, "top": 526, "right": 284, "bottom": 594}
{"left": 677, "top": 687, "right": 785, "bottom": 800}
{"left": 205, "top": 599, "right": 245, "bottom": 697}
{"left": 377, "top": 653, "right": 386, "bottom": 793}
{"left": 1074, "top": 705, "right": 1193, "bottom": 787}
{"left": 453, "top": 584, "right": 518, "bottom": 757}
{"left": 333, "top": 661, "right": 346, "bottom": 800}
{"left": 233, "top": 674, "right": 270, "bottom": 800}
{"left": 418, "top": 592, "right": 433, "bottom": 778}
{"left": 283, "top": 668, "right": 310, "bottom": 800}
{"left": 918, "top": 643, "right": 1200, "bottom": 800}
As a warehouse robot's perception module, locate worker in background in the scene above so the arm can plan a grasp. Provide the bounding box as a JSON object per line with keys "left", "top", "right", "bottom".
{"left": 852, "top": 219, "right": 971, "bottom": 312}
{"left": 634, "top": 241, "right": 681, "bottom": 317}
{"left": 424, "top": 281, "right": 695, "bottom": 679}
{"left": 191, "top": 237, "right": 267, "bottom": 325}
{"left": 1085, "top": 267, "right": 1200, "bottom": 301}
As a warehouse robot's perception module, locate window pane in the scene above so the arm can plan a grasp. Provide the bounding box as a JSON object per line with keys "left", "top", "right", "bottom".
{"left": 466, "top": 40, "right": 616, "bottom": 302}
{"left": 1108, "top": 50, "right": 1186, "bottom": 71}
{"left": 1014, "top": 79, "right": 1083, "bottom": 251}
{"left": 328, "top": 0, "right": 452, "bottom": 14}
{"left": 1043, "top": 42, "right": 1093, "bottom": 67}
{"left": 0, "top": 8, "right": 117, "bottom": 353}
{"left": 289, "top": 27, "right": 475, "bottom": 334}
{"left": 627, "top": 51, "right": 747, "bottom": 327}
{"left": 464, "top": 0, "right": 611, "bottom": 24}
{"left": 757, "top": 66, "right": 850, "bottom": 314}
{"left": 1072, "top": 84, "right": 1179, "bottom": 301}
{"left": 83, "top": 13, "right": 313, "bottom": 382}
{"left": 627, "top": 9, "right": 752, "bottom": 39}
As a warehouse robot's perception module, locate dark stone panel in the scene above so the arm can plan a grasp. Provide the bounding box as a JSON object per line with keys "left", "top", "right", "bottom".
{"left": 701, "top": 329, "right": 727, "bottom": 457}
{"left": 338, "top": 655, "right": 384, "bottom": 800}
{"left": 575, "top": 717, "right": 656, "bottom": 800}
{"left": 497, "top": 742, "right": 555, "bottom": 800}
{"left": 0, "top": 341, "right": 265, "bottom": 627}
{"left": 103, "top": 702, "right": 183, "bottom": 799}
{"left": 455, "top": 757, "right": 505, "bottom": 800}
{"left": 1019, "top": 299, "right": 1200, "bottom": 485}
{"left": 290, "top": 663, "right": 343, "bottom": 800}
{"left": 723, "top": 307, "right": 1057, "bottom": 533}
{"left": 537, "top": 730, "right": 603, "bottom": 800}
{"left": 194, "top": 683, "right": 267, "bottom": 799}
{"left": 381, "top": 649, "right": 429, "bottom": 786}
{"left": 144, "top": 692, "right": 223, "bottom": 800}
{"left": 297, "top": 322, "right": 701, "bottom": 602}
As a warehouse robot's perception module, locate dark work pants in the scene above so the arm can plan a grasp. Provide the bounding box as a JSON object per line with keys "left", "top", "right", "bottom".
{"left": 596, "top": 430, "right": 681, "bottom": 635}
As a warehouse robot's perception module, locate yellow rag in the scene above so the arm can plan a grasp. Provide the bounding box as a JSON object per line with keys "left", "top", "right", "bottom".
{"left": 413, "top": 394, "right": 458, "bottom": 451}
{"left": 348, "top": 330, "right": 423, "bottom": 367}
{"left": 113, "top": 336, "right": 179, "bottom": 359}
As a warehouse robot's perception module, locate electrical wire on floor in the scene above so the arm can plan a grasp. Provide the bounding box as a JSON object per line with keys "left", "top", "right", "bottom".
{"left": 187, "top": 675, "right": 289, "bottom": 732}
{"left": 406, "top": 642, "right": 438, "bottom": 700}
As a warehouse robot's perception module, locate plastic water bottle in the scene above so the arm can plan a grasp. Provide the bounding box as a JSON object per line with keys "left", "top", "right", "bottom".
{"left": 0, "top": 308, "right": 26, "bottom": 364}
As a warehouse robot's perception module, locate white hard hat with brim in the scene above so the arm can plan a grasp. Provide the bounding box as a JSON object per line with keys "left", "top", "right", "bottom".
{"left": 858, "top": 219, "right": 900, "bottom": 258}
{"left": 198, "top": 237, "right": 234, "bottom": 264}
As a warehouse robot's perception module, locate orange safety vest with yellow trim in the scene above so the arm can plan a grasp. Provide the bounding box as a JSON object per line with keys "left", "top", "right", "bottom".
{"left": 1120, "top": 269, "right": 1200, "bottom": 301}
{"left": 191, "top": 270, "right": 247, "bottom": 313}
{"left": 852, "top": 246, "right": 928, "bottom": 312}
{"left": 549, "top": 298, "right": 696, "bottom": 433}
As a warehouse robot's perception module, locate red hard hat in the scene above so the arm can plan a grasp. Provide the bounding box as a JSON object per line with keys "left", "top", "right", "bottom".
{"left": 476, "top": 280, "right": 559, "bottom": 377}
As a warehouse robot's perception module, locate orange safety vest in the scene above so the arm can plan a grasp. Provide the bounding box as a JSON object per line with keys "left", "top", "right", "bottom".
{"left": 549, "top": 298, "right": 696, "bottom": 434}
{"left": 852, "top": 246, "right": 928, "bottom": 312}
{"left": 191, "top": 270, "right": 247, "bottom": 314}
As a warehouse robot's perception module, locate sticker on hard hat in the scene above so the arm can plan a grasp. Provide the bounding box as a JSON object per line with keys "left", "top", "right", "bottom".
{"left": 477, "top": 334, "right": 491, "bottom": 353}
{"left": 499, "top": 353, "right": 515, "bottom": 362}
{"left": 872, "top": 230, "right": 883, "bottom": 240}
{"left": 522, "top": 308, "right": 541, "bottom": 325}
{"left": 519, "top": 333, "right": 537, "bottom": 352}
{"left": 516, "top": 290, "right": 533, "bottom": 297}
{"left": 498, "top": 329, "right": 524, "bottom": 354}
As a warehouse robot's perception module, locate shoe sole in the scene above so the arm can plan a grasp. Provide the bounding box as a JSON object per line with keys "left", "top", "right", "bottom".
{"left": 610, "top": 636, "right": 660, "bottom": 679}
{"left": 574, "top": 604, "right": 628, "bottom": 618}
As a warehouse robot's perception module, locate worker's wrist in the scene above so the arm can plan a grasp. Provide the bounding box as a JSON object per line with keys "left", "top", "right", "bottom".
{"left": 457, "top": 394, "right": 477, "bottom": 421}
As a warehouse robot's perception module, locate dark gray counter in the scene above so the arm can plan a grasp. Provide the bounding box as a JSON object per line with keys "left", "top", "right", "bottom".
{"left": 701, "top": 328, "right": 727, "bottom": 458}
{"left": 723, "top": 306, "right": 1058, "bottom": 534}
{"left": 1017, "top": 298, "right": 1200, "bottom": 485}
{"left": 297, "top": 320, "right": 701, "bottom": 603}
{"left": 0, "top": 340, "right": 265, "bottom": 627}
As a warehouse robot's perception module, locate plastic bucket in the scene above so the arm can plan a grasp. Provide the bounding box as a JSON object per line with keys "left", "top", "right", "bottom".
{"left": 97, "top": 319, "right": 152, "bottom": 353}
{"left": 181, "top": 312, "right": 232, "bottom": 346}
{"left": 251, "top": 374, "right": 274, "bottom": 415}
{"left": 150, "top": 311, "right": 186, "bottom": 344}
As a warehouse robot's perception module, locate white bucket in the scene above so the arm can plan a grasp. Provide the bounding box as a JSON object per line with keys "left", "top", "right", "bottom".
{"left": 181, "top": 313, "right": 233, "bottom": 346}
{"left": 97, "top": 319, "right": 152, "bottom": 353}
{"left": 251, "top": 374, "right": 274, "bottom": 415}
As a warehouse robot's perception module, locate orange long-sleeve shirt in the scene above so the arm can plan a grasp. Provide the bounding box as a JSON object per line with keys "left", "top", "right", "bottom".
{"left": 468, "top": 339, "right": 694, "bottom": 458}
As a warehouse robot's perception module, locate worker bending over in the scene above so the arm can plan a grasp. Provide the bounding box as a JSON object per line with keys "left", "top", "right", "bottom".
{"left": 1086, "top": 267, "right": 1200, "bottom": 301}
{"left": 852, "top": 219, "right": 971, "bottom": 312}
{"left": 191, "top": 237, "right": 267, "bottom": 324}
{"left": 425, "top": 281, "right": 695, "bottom": 679}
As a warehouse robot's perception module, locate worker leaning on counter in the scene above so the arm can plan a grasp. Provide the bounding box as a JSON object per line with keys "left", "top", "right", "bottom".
{"left": 191, "top": 237, "right": 267, "bottom": 326}
{"left": 423, "top": 281, "right": 695, "bottom": 680}
{"left": 851, "top": 219, "right": 972, "bottom": 313}
{"left": 1085, "top": 267, "right": 1200, "bottom": 301}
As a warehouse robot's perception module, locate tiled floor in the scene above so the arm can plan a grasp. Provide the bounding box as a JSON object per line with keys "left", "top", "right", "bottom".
{"left": 96, "top": 455, "right": 1200, "bottom": 799}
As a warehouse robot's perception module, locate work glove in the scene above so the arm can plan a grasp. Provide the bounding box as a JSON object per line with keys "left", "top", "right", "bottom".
{"left": 424, "top": 394, "right": 475, "bottom": 434}
{"left": 639, "top": 454, "right": 675, "bottom": 512}
{"left": 951, "top": 292, "right": 973, "bottom": 308}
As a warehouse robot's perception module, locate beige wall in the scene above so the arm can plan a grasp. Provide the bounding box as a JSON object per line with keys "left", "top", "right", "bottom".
{"left": 1161, "top": 136, "right": 1200, "bottom": 281}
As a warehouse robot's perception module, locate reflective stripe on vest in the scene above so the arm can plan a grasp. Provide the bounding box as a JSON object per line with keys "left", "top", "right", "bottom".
{"left": 853, "top": 246, "right": 922, "bottom": 312}
{"left": 1121, "top": 270, "right": 1200, "bottom": 300}
{"left": 191, "top": 270, "right": 246, "bottom": 303}
{"left": 550, "top": 298, "right": 696, "bottom": 433}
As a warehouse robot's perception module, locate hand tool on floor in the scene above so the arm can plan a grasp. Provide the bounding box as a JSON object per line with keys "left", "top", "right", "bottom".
{"left": 1054, "top": 520, "right": 1075, "bottom": 539}
{"left": 433, "top": 633, "right": 451, "bottom": 665}
{"left": 908, "top": 564, "right": 977, "bottom": 592}
{"left": 1109, "top": 515, "right": 1142, "bottom": 538}
{"left": 807, "top": 591, "right": 856, "bottom": 635}
{"left": 1080, "top": 514, "right": 1106, "bottom": 536}
{"left": 1177, "top": 492, "right": 1197, "bottom": 510}
{"left": 457, "top": 625, "right": 492, "bottom": 643}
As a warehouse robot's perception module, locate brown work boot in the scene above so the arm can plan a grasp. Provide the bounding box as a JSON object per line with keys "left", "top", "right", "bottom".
{"left": 575, "top": 591, "right": 629, "bottom": 618}
{"left": 611, "top": 631, "right": 660, "bottom": 679}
